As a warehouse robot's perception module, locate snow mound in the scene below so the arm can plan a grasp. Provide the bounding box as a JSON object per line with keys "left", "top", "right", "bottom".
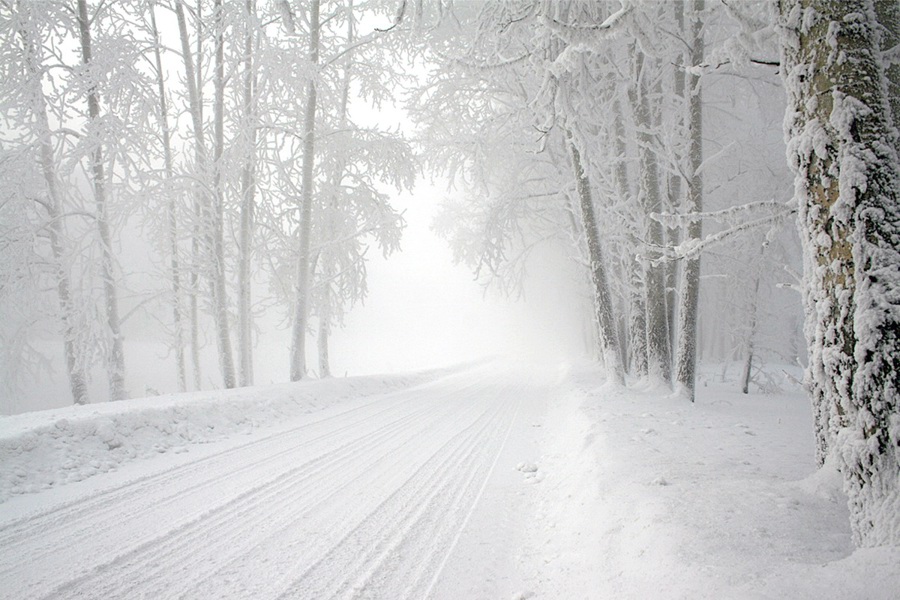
{"left": 0, "top": 372, "right": 432, "bottom": 503}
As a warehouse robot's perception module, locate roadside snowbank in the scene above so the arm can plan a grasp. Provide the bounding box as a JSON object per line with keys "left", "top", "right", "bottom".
{"left": 0, "top": 371, "right": 435, "bottom": 503}
{"left": 523, "top": 363, "right": 900, "bottom": 599}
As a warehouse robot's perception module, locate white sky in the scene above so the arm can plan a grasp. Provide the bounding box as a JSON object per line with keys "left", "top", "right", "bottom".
{"left": 322, "top": 182, "right": 589, "bottom": 377}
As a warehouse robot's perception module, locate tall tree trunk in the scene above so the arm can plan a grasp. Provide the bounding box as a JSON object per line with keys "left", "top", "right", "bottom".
{"left": 779, "top": 0, "right": 900, "bottom": 546}
{"left": 150, "top": 4, "right": 187, "bottom": 392}
{"left": 175, "top": 1, "right": 203, "bottom": 390}
{"left": 569, "top": 137, "right": 625, "bottom": 385}
{"left": 630, "top": 51, "right": 671, "bottom": 386}
{"left": 666, "top": 1, "right": 687, "bottom": 358}
{"left": 290, "top": 0, "right": 321, "bottom": 381}
{"left": 17, "top": 6, "right": 89, "bottom": 405}
{"left": 674, "top": 0, "right": 704, "bottom": 402}
{"left": 238, "top": 0, "right": 258, "bottom": 387}
{"left": 612, "top": 98, "right": 648, "bottom": 379}
{"left": 316, "top": 0, "right": 356, "bottom": 379}
{"left": 211, "top": 0, "right": 237, "bottom": 388}
{"left": 77, "top": 0, "right": 125, "bottom": 401}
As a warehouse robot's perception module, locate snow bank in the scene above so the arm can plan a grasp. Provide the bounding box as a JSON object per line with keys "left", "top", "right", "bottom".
{"left": 0, "top": 370, "right": 436, "bottom": 503}
{"left": 522, "top": 363, "right": 900, "bottom": 599}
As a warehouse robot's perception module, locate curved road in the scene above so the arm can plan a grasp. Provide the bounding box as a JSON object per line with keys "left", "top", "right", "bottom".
{"left": 0, "top": 364, "right": 551, "bottom": 599}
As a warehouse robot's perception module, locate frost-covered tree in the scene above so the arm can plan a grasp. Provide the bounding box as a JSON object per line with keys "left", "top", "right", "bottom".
{"left": 778, "top": 0, "right": 900, "bottom": 546}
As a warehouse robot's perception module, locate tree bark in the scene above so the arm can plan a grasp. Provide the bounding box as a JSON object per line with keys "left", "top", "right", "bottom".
{"left": 290, "top": 0, "right": 321, "bottom": 381}
{"left": 779, "top": 0, "right": 900, "bottom": 546}
{"left": 77, "top": 0, "right": 126, "bottom": 401}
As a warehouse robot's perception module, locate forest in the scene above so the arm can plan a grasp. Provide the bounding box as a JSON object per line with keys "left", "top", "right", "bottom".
{"left": 1, "top": 0, "right": 899, "bottom": 553}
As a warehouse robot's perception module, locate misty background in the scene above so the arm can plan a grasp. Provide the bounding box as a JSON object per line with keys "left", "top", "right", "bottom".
{"left": 1, "top": 1, "right": 802, "bottom": 415}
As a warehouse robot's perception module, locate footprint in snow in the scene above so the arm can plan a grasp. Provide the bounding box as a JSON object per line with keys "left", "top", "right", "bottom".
{"left": 516, "top": 462, "right": 542, "bottom": 483}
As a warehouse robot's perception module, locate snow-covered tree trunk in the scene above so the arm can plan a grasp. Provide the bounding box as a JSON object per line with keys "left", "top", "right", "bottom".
{"left": 674, "top": 0, "right": 704, "bottom": 402}
{"left": 175, "top": 0, "right": 203, "bottom": 390}
{"left": 630, "top": 52, "right": 671, "bottom": 386}
{"left": 779, "top": 0, "right": 900, "bottom": 546}
{"left": 666, "top": 2, "right": 687, "bottom": 355}
{"left": 76, "top": 0, "right": 126, "bottom": 402}
{"left": 211, "top": 0, "right": 237, "bottom": 389}
{"left": 569, "top": 138, "right": 625, "bottom": 385}
{"left": 17, "top": 9, "right": 89, "bottom": 405}
{"left": 238, "top": 0, "right": 258, "bottom": 388}
{"left": 290, "top": 0, "right": 321, "bottom": 381}
{"left": 150, "top": 4, "right": 187, "bottom": 393}
{"left": 612, "top": 98, "right": 648, "bottom": 379}
{"left": 315, "top": 0, "right": 354, "bottom": 380}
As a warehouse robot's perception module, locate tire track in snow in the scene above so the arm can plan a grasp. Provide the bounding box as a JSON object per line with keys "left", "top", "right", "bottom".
{"left": 0, "top": 373, "right": 497, "bottom": 586}
{"left": 275, "top": 391, "right": 515, "bottom": 599}
{"left": 0, "top": 365, "right": 538, "bottom": 600}
{"left": 1, "top": 388, "right": 436, "bottom": 598}
{"left": 47, "top": 387, "right": 477, "bottom": 600}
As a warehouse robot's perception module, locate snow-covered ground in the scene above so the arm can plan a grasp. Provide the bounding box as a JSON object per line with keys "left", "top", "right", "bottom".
{"left": 1, "top": 360, "right": 897, "bottom": 599}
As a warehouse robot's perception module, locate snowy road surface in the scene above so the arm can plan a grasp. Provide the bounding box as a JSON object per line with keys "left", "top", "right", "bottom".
{"left": 0, "top": 364, "right": 550, "bottom": 600}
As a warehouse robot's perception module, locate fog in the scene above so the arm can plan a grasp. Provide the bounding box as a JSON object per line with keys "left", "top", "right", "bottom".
{"left": 1, "top": 1, "right": 804, "bottom": 414}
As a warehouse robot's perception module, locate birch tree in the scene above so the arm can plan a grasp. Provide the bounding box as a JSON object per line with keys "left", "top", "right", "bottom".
{"left": 778, "top": 0, "right": 900, "bottom": 546}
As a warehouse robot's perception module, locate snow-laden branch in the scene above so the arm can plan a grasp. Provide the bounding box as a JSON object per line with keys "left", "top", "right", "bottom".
{"left": 541, "top": 1, "right": 632, "bottom": 36}
{"left": 651, "top": 198, "right": 794, "bottom": 227}
{"left": 539, "top": 1, "right": 633, "bottom": 75}
{"left": 665, "top": 207, "right": 796, "bottom": 261}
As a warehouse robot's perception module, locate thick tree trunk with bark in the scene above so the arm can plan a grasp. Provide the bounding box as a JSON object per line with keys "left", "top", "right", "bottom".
{"left": 77, "top": 0, "right": 126, "bottom": 401}
{"left": 290, "top": 0, "right": 321, "bottom": 381}
{"left": 779, "top": 0, "right": 900, "bottom": 546}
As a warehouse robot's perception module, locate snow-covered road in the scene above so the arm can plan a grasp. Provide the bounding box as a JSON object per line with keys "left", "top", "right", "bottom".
{"left": 0, "top": 364, "right": 549, "bottom": 600}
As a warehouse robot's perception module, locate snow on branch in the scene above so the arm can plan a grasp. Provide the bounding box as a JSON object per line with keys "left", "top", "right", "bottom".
{"left": 664, "top": 207, "right": 796, "bottom": 261}
{"left": 651, "top": 198, "right": 795, "bottom": 228}
{"left": 539, "top": 0, "right": 633, "bottom": 73}
{"left": 447, "top": 52, "right": 531, "bottom": 74}
{"left": 541, "top": 1, "right": 632, "bottom": 36}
